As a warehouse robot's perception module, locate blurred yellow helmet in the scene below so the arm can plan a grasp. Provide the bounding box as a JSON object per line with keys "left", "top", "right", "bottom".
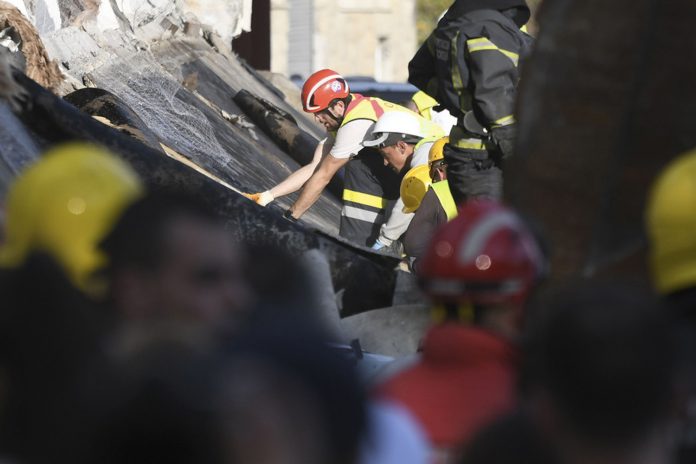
{"left": 401, "top": 165, "right": 432, "bottom": 214}
{"left": 0, "top": 142, "right": 143, "bottom": 296}
{"left": 646, "top": 149, "right": 696, "bottom": 295}
{"left": 428, "top": 136, "right": 449, "bottom": 165}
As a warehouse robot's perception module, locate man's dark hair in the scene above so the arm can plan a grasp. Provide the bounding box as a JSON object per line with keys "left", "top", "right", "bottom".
{"left": 100, "top": 191, "right": 221, "bottom": 274}
{"left": 522, "top": 282, "right": 675, "bottom": 446}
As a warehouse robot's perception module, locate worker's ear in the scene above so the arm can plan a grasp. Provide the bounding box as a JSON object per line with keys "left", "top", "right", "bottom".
{"left": 331, "top": 100, "right": 346, "bottom": 116}
{"left": 397, "top": 140, "right": 409, "bottom": 153}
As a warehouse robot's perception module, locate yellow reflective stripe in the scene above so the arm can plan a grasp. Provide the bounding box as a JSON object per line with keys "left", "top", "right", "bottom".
{"left": 467, "top": 37, "right": 497, "bottom": 52}
{"left": 466, "top": 38, "right": 520, "bottom": 66}
{"left": 453, "top": 138, "right": 487, "bottom": 150}
{"left": 499, "top": 49, "right": 519, "bottom": 65}
{"left": 451, "top": 31, "right": 464, "bottom": 93}
{"left": 493, "top": 115, "right": 516, "bottom": 127}
{"left": 342, "top": 189, "right": 387, "bottom": 209}
{"left": 432, "top": 181, "right": 458, "bottom": 221}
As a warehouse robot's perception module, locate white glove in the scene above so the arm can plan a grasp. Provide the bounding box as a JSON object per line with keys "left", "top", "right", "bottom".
{"left": 244, "top": 190, "right": 275, "bottom": 206}
{"left": 257, "top": 190, "right": 275, "bottom": 206}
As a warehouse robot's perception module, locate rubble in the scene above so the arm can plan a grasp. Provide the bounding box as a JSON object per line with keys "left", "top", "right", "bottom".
{"left": 0, "top": 1, "right": 427, "bottom": 352}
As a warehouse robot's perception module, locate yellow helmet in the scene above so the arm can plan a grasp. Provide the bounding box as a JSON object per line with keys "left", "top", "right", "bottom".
{"left": 400, "top": 165, "right": 433, "bottom": 214}
{"left": 411, "top": 91, "right": 439, "bottom": 119}
{"left": 429, "top": 136, "right": 449, "bottom": 165}
{"left": 0, "top": 142, "right": 143, "bottom": 296}
{"left": 646, "top": 149, "right": 696, "bottom": 295}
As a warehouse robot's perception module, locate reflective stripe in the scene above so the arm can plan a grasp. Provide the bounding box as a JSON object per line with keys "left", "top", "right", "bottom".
{"left": 453, "top": 137, "right": 487, "bottom": 150}
{"left": 341, "top": 205, "right": 383, "bottom": 224}
{"left": 451, "top": 31, "right": 465, "bottom": 94}
{"left": 466, "top": 37, "right": 520, "bottom": 66}
{"left": 432, "top": 181, "right": 458, "bottom": 221}
{"left": 343, "top": 189, "right": 387, "bottom": 209}
{"left": 449, "top": 125, "right": 487, "bottom": 150}
{"left": 493, "top": 115, "right": 516, "bottom": 127}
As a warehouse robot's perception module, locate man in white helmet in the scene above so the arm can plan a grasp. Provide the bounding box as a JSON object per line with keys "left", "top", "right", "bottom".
{"left": 362, "top": 111, "right": 444, "bottom": 251}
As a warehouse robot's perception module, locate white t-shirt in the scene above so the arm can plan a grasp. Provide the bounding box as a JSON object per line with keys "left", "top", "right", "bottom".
{"left": 411, "top": 141, "right": 434, "bottom": 168}
{"left": 329, "top": 119, "right": 376, "bottom": 159}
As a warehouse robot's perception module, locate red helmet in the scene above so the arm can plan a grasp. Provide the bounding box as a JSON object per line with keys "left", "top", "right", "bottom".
{"left": 301, "top": 69, "right": 350, "bottom": 113}
{"left": 419, "top": 200, "right": 546, "bottom": 307}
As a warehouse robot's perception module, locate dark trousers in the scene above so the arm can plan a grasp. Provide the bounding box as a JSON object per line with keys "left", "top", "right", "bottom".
{"left": 443, "top": 144, "right": 503, "bottom": 204}
{"left": 339, "top": 148, "right": 400, "bottom": 246}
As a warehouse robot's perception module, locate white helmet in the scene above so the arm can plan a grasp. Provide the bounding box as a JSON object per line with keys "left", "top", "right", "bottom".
{"left": 363, "top": 111, "right": 424, "bottom": 148}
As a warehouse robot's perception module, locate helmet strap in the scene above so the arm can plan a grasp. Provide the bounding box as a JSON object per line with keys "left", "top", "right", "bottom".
{"left": 430, "top": 303, "right": 476, "bottom": 323}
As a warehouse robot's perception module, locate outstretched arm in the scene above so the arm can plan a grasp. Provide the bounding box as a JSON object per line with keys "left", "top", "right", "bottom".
{"left": 289, "top": 153, "right": 349, "bottom": 219}
{"left": 244, "top": 138, "right": 333, "bottom": 205}
{"left": 270, "top": 138, "right": 332, "bottom": 198}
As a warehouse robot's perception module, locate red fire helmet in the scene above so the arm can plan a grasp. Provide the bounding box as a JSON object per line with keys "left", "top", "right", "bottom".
{"left": 301, "top": 69, "right": 350, "bottom": 113}
{"left": 419, "top": 199, "right": 546, "bottom": 307}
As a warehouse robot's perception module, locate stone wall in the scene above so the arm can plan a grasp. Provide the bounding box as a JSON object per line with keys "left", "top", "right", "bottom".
{"left": 273, "top": 0, "right": 416, "bottom": 82}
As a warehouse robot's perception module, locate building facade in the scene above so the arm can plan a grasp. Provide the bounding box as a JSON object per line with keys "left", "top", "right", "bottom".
{"left": 271, "top": 0, "right": 417, "bottom": 82}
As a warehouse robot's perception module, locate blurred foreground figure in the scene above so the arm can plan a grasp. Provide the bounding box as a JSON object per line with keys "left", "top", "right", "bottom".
{"left": 377, "top": 200, "right": 546, "bottom": 462}
{"left": 101, "top": 192, "right": 251, "bottom": 351}
{"left": 90, "top": 324, "right": 371, "bottom": 464}
{"left": 521, "top": 284, "right": 676, "bottom": 464}
{"left": 646, "top": 149, "right": 696, "bottom": 463}
{"left": 0, "top": 142, "right": 143, "bottom": 296}
{"left": 0, "top": 142, "right": 143, "bottom": 461}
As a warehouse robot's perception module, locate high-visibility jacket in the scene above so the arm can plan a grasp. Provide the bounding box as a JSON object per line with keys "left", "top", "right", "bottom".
{"left": 332, "top": 94, "right": 411, "bottom": 137}
{"left": 412, "top": 90, "right": 439, "bottom": 121}
{"left": 416, "top": 121, "right": 446, "bottom": 150}
{"left": 431, "top": 180, "right": 458, "bottom": 221}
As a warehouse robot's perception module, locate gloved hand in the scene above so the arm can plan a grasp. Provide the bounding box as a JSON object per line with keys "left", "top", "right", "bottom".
{"left": 490, "top": 125, "right": 517, "bottom": 160}
{"left": 371, "top": 238, "right": 389, "bottom": 251}
{"left": 243, "top": 190, "right": 275, "bottom": 206}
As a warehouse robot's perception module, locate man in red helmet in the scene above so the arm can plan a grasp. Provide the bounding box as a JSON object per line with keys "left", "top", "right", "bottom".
{"left": 265, "top": 69, "right": 421, "bottom": 246}
{"left": 376, "top": 199, "right": 545, "bottom": 462}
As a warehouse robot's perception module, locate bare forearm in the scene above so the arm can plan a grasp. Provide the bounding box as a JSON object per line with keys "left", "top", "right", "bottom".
{"left": 290, "top": 169, "right": 332, "bottom": 218}
{"left": 271, "top": 140, "right": 327, "bottom": 198}
{"left": 270, "top": 162, "right": 318, "bottom": 198}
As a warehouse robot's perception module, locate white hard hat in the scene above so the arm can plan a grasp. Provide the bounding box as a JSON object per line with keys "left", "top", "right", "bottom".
{"left": 363, "top": 111, "right": 424, "bottom": 147}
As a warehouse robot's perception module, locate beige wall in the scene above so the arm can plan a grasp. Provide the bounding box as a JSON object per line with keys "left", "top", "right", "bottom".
{"left": 271, "top": 0, "right": 416, "bottom": 82}
{"left": 270, "top": 0, "right": 290, "bottom": 75}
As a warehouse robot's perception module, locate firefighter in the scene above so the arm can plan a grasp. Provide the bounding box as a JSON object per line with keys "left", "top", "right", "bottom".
{"left": 362, "top": 111, "right": 444, "bottom": 250}
{"left": 646, "top": 149, "right": 696, "bottom": 463}
{"left": 248, "top": 69, "right": 437, "bottom": 248}
{"left": 376, "top": 199, "right": 546, "bottom": 461}
{"left": 403, "top": 137, "right": 457, "bottom": 272}
{"left": 409, "top": 0, "right": 534, "bottom": 203}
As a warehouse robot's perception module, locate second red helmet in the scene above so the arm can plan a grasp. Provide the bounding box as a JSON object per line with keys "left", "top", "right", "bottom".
{"left": 301, "top": 69, "right": 350, "bottom": 113}
{"left": 419, "top": 199, "right": 546, "bottom": 307}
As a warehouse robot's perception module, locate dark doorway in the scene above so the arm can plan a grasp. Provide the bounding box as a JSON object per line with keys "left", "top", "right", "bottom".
{"left": 232, "top": 0, "right": 271, "bottom": 70}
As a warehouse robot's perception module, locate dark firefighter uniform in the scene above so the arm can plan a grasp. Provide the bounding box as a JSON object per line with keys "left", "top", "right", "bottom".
{"left": 408, "top": 0, "right": 534, "bottom": 203}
